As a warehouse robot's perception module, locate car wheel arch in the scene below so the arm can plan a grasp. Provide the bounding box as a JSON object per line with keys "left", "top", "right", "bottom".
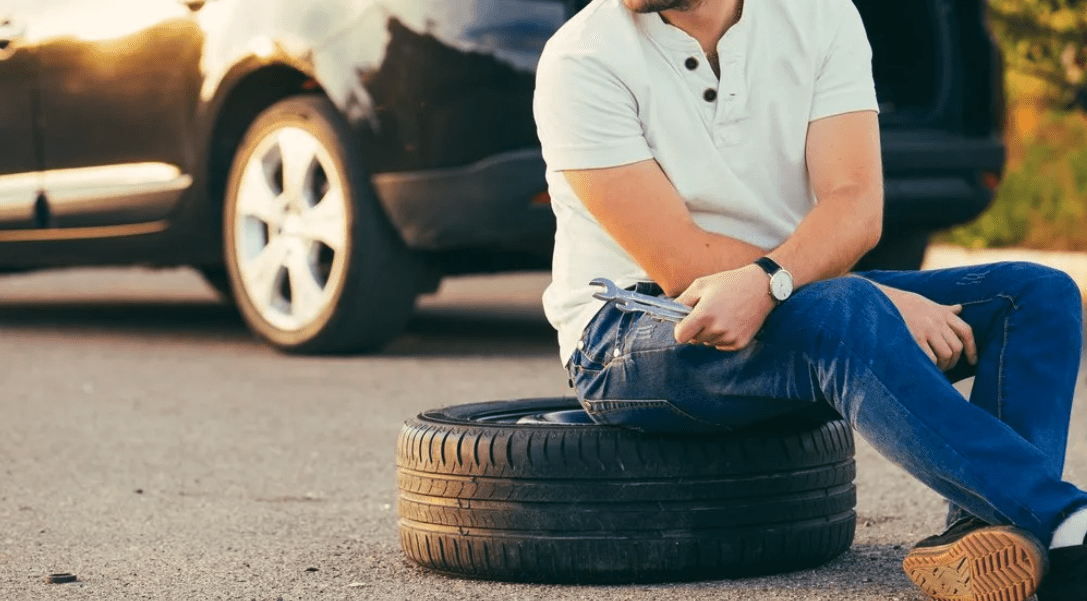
{"left": 203, "top": 65, "right": 318, "bottom": 220}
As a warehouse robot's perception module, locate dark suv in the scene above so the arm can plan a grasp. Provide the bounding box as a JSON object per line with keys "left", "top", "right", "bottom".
{"left": 0, "top": 0, "right": 1004, "bottom": 353}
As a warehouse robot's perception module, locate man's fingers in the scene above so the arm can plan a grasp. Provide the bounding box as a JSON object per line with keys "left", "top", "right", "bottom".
{"left": 674, "top": 282, "right": 703, "bottom": 308}
{"left": 682, "top": 320, "right": 750, "bottom": 351}
{"left": 673, "top": 285, "right": 705, "bottom": 343}
{"left": 674, "top": 318, "right": 702, "bottom": 344}
{"left": 940, "top": 330, "right": 964, "bottom": 370}
{"left": 947, "top": 314, "right": 978, "bottom": 365}
{"left": 677, "top": 317, "right": 726, "bottom": 347}
{"left": 696, "top": 331, "right": 728, "bottom": 347}
{"left": 927, "top": 333, "right": 955, "bottom": 371}
{"left": 916, "top": 336, "right": 938, "bottom": 365}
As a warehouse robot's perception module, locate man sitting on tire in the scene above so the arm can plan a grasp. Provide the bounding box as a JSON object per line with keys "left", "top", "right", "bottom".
{"left": 532, "top": 0, "right": 1087, "bottom": 599}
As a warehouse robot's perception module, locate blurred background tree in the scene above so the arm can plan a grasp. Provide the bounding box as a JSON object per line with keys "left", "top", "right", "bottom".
{"left": 942, "top": 0, "right": 1087, "bottom": 251}
{"left": 989, "top": 0, "right": 1086, "bottom": 106}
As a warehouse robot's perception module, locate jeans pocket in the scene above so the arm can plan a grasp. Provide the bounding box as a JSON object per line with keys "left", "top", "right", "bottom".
{"left": 577, "top": 308, "right": 634, "bottom": 368}
{"left": 568, "top": 347, "right": 605, "bottom": 376}
{"left": 579, "top": 398, "right": 730, "bottom": 433}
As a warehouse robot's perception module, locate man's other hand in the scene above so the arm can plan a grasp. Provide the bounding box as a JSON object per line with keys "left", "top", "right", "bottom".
{"left": 674, "top": 265, "right": 776, "bottom": 351}
{"left": 877, "top": 284, "right": 978, "bottom": 371}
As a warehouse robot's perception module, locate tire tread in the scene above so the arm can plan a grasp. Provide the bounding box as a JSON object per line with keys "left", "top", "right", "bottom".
{"left": 397, "top": 398, "right": 856, "bottom": 583}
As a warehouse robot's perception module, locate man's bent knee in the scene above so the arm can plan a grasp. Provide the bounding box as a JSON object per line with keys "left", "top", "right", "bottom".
{"left": 765, "top": 276, "right": 900, "bottom": 352}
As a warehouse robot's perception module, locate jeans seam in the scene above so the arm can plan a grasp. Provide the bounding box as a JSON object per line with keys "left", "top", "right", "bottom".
{"left": 581, "top": 396, "right": 729, "bottom": 429}
{"left": 955, "top": 292, "right": 1019, "bottom": 311}
{"left": 812, "top": 329, "right": 1046, "bottom": 530}
{"left": 996, "top": 293, "right": 1019, "bottom": 423}
{"left": 585, "top": 399, "right": 671, "bottom": 411}
{"left": 998, "top": 316, "right": 1008, "bottom": 421}
{"left": 958, "top": 293, "right": 1017, "bottom": 421}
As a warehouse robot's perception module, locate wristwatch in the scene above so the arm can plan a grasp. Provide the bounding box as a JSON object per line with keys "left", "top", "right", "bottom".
{"left": 754, "top": 257, "right": 794, "bottom": 303}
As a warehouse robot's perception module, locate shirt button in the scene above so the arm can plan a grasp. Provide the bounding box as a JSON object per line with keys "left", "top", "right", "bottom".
{"left": 684, "top": 57, "right": 699, "bottom": 70}
{"left": 703, "top": 88, "right": 717, "bottom": 102}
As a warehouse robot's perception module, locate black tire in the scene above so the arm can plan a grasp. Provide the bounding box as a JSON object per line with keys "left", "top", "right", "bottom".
{"left": 397, "top": 398, "right": 856, "bottom": 584}
{"left": 196, "top": 265, "right": 233, "bottom": 302}
{"left": 223, "top": 94, "right": 422, "bottom": 354}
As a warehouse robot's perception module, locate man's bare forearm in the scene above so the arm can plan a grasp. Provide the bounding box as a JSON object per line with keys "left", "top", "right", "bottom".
{"left": 648, "top": 226, "right": 767, "bottom": 296}
{"left": 768, "top": 184, "right": 883, "bottom": 289}
{"left": 564, "top": 161, "right": 766, "bottom": 297}
{"left": 650, "top": 182, "right": 881, "bottom": 297}
{"left": 767, "top": 111, "right": 884, "bottom": 289}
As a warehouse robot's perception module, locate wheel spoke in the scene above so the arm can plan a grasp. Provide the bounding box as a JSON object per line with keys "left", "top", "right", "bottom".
{"left": 297, "top": 189, "right": 347, "bottom": 252}
{"left": 276, "top": 128, "right": 320, "bottom": 206}
{"left": 231, "top": 118, "right": 358, "bottom": 336}
{"left": 286, "top": 243, "right": 326, "bottom": 321}
{"left": 236, "top": 159, "right": 283, "bottom": 225}
{"left": 240, "top": 237, "right": 289, "bottom": 311}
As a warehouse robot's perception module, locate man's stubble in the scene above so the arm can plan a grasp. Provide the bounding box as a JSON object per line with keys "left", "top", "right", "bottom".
{"left": 623, "top": 0, "right": 702, "bottom": 13}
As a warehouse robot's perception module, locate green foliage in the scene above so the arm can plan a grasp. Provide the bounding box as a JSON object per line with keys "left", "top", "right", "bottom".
{"left": 1070, "top": 146, "right": 1087, "bottom": 193}
{"left": 988, "top": 0, "right": 1087, "bottom": 105}
{"left": 944, "top": 110, "right": 1087, "bottom": 250}
{"left": 942, "top": 2, "right": 1087, "bottom": 250}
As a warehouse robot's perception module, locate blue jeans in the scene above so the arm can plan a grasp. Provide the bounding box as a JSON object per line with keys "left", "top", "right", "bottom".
{"left": 568, "top": 262, "right": 1087, "bottom": 545}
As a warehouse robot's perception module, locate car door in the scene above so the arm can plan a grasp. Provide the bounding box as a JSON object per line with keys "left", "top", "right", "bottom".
{"left": 0, "top": 0, "right": 40, "bottom": 231}
{"left": 30, "top": 0, "right": 201, "bottom": 229}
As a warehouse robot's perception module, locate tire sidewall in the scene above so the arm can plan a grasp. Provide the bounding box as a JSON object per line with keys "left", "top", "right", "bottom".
{"left": 397, "top": 398, "right": 857, "bottom": 583}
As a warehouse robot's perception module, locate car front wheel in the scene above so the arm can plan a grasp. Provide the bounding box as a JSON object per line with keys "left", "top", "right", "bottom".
{"left": 223, "top": 94, "right": 422, "bottom": 354}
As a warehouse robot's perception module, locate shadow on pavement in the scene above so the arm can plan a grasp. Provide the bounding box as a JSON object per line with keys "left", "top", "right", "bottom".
{"left": 387, "top": 308, "right": 558, "bottom": 358}
{"left": 0, "top": 300, "right": 249, "bottom": 338}
{"left": 373, "top": 543, "right": 921, "bottom": 599}
{"left": 0, "top": 300, "right": 559, "bottom": 356}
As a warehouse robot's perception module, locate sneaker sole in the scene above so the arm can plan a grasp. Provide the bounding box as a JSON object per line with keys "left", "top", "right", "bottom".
{"left": 902, "top": 526, "right": 1047, "bottom": 601}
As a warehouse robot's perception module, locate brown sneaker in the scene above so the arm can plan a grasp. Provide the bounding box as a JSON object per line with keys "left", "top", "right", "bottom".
{"left": 902, "top": 517, "right": 1048, "bottom": 601}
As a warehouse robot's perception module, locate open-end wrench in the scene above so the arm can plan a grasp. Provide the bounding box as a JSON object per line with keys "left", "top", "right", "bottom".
{"left": 590, "top": 278, "right": 691, "bottom": 323}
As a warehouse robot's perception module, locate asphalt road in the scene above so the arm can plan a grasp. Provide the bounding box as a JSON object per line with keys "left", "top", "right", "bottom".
{"left": 1, "top": 264, "right": 1085, "bottom": 601}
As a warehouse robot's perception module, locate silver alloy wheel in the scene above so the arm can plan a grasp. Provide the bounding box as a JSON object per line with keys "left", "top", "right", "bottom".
{"left": 231, "top": 126, "right": 349, "bottom": 332}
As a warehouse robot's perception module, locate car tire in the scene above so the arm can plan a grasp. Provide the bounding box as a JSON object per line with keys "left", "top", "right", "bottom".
{"left": 196, "top": 266, "right": 233, "bottom": 302}
{"left": 397, "top": 397, "right": 857, "bottom": 583}
{"left": 223, "top": 94, "right": 422, "bottom": 354}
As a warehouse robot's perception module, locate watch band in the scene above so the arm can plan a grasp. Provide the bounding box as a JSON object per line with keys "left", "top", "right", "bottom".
{"left": 753, "top": 256, "right": 794, "bottom": 303}
{"left": 754, "top": 256, "right": 783, "bottom": 276}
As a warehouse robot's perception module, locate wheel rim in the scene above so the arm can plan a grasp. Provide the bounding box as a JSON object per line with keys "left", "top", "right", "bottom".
{"left": 232, "top": 126, "right": 349, "bottom": 332}
{"left": 421, "top": 399, "right": 595, "bottom": 426}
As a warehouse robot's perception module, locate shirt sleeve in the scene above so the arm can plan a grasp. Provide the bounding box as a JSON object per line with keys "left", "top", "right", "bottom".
{"left": 809, "top": 0, "right": 880, "bottom": 122}
{"left": 533, "top": 47, "right": 654, "bottom": 172}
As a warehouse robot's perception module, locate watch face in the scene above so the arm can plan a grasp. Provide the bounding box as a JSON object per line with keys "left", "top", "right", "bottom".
{"left": 770, "top": 271, "right": 793, "bottom": 301}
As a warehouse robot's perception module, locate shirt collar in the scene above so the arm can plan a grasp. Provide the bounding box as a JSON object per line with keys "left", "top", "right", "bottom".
{"left": 634, "top": 2, "right": 751, "bottom": 58}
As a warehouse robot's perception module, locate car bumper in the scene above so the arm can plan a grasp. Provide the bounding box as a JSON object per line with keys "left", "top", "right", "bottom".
{"left": 881, "top": 130, "right": 1004, "bottom": 230}
{"left": 373, "top": 131, "right": 1004, "bottom": 253}
{"left": 371, "top": 148, "right": 554, "bottom": 252}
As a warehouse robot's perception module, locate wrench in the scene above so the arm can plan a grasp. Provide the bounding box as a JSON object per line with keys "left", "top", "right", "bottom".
{"left": 590, "top": 278, "right": 691, "bottom": 323}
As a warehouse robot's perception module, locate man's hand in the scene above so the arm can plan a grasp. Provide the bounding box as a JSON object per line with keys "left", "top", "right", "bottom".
{"left": 876, "top": 284, "right": 978, "bottom": 371}
{"left": 674, "top": 265, "right": 776, "bottom": 351}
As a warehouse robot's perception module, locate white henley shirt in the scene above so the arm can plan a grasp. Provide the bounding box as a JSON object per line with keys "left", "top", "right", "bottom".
{"left": 534, "top": 0, "right": 880, "bottom": 364}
